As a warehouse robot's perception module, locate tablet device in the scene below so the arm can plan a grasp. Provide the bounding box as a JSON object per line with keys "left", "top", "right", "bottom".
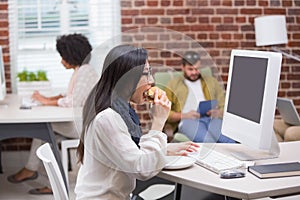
{"left": 197, "top": 100, "right": 218, "bottom": 117}
{"left": 277, "top": 97, "right": 300, "bottom": 126}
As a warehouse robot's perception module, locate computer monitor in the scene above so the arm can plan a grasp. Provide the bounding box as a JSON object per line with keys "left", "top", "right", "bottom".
{"left": 222, "top": 49, "right": 282, "bottom": 161}
{"left": 0, "top": 46, "right": 7, "bottom": 102}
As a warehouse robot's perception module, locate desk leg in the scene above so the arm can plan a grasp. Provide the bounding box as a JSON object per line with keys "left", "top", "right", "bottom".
{"left": 0, "top": 123, "right": 68, "bottom": 194}
{"left": 174, "top": 183, "right": 182, "bottom": 200}
{"left": 0, "top": 143, "right": 2, "bottom": 173}
{"left": 45, "top": 123, "right": 68, "bottom": 194}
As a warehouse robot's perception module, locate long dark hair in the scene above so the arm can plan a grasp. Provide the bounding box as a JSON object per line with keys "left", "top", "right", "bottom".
{"left": 77, "top": 44, "right": 148, "bottom": 163}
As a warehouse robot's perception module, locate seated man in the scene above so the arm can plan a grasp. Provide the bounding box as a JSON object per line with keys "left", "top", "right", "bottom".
{"left": 165, "top": 51, "right": 235, "bottom": 143}
{"left": 274, "top": 119, "right": 300, "bottom": 142}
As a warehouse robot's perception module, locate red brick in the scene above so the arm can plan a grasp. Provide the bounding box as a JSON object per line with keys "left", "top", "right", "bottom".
{"left": 282, "top": 0, "right": 292, "bottom": 6}
{"left": 199, "top": 17, "right": 209, "bottom": 23}
{"left": 246, "top": 0, "right": 256, "bottom": 6}
{"left": 211, "top": 0, "right": 221, "bottom": 6}
{"left": 211, "top": 17, "right": 222, "bottom": 23}
{"left": 122, "top": 18, "right": 133, "bottom": 24}
{"left": 245, "top": 33, "right": 255, "bottom": 39}
{"left": 161, "top": 0, "right": 171, "bottom": 6}
{"left": 234, "top": 0, "right": 245, "bottom": 6}
{"left": 134, "top": 1, "right": 145, "bottom": 7}
{"left": 148, "top": 18, "right": 158, "bottom": 24}
{"left": 240, "top": 8, "right": 262, "bottom": 15}
{"left": 241, "top": 25, "right": 255, "bottom": 31}
{"left": 0, "top": 4, "right": 8, "bottom": 10}
{"left": 134, "top": 35, "right": 145, "bottom": 41}
{"left": 141, "top": 9, "right": 164, "bottom": 15}
{"left": 233, "top": 33, "right": 244, "bottom": 40}
{"left": 159, "top": 34, "right": 170, "bottom": 40}
{"left": 224, "top": 17, "right": 234, "bottom": 23}
{"left": 216, "top": 8, "right": 238, "bottom": 15}
{"left": 160, "top": 17, "right": 171, "bottom": 24}
{"left": 0, "top": 30, "right": 8, "bottom": 37}
{"left": 121, "top": 1, "right": 132, "bottom": 7}
{"left": 216, "top": 41, "right": 239, "bottom": 48}
{"left": 240, "top": 41, "right": 256, "bottom": 48}
{"left": 147, "top": 1, "right": 159, "bottom": 6}
{"left": 222, "top": 0, "right": 233, "bottom": 6}
{"left": 200, "top": 42, "right": 215, "bottom": 48}
{"left": 167, "top": 25, "right": 190, "bottom": 32}
{"left": 270, "top": 0, "right": 280, "bottom": 6}
{"left": 192, "top": 25, "right": 214, "bottom": 32}
{"left": 221, "top": 33, "right": 231, "bottom": 40}
{"left": 173, "top": 0, "right": 184, "bottom": 6}
{"left": 186, "top": 16, "right": 197, "bottom": 23}
{"left": 197, "top": 34, "right": 208, "bottom": 40}
{"left": 121, "top": 9, "right": 139, "bottom": 16}
{"left": 287, "top": 91, "right": 300, "bottom": 97}
{"left": 192, "top": 8, "right": 214, "bottom": 15}
{"left": 235, "top": 16, "right": 246, "bottom": 23}
{"left": 264, "top": 8, "right": 286, "bottom": 15}
{"left": 166, "top": 42, "right": 189, "bottom": 49}
{"left": 160, "top": 51, "right": 171, "bottom": 58}
{"left": 216, "top": 25, "right": 238, "bottom": 31}
{"left": 208, "top": 50, "right": 220, "bottom": 57}
{"left": 146, "top": 34, "right": 158, "bottom": 41}
{"left": 173, "top": 17, "right": 184, "bottom": 24}
{"left": 280, "top": 82, "right": 291, "bottom": 89}
{"left": 258, "top": 0, "right": 268, "bottom": 6}
{"left": 209, "top": 33, "right": 219, "bottom": 40}
{"left": 166, "top": 59, "right": 181, "bottom": 66}
{"left": 167, "top": 9, "right": 189, "bottom": 15}
{"left": 134, "top": 18, "right": 145, "bottom": 24}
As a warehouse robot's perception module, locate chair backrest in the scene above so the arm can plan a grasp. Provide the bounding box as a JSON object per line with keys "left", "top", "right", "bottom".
{"left": 36, "top": 143, "right": 69, "bottom": 200}
{"left": 154, "top": 67, "right": 213, "bottom": 91}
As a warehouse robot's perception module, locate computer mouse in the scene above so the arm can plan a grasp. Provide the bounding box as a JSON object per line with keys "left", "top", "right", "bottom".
{"left": 220, "top": 169, "right": 245, "bottom": 179}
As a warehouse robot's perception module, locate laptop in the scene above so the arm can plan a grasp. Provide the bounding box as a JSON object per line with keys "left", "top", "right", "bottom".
{"left": 276, "top": 97, "right": 300, "bottom": 125}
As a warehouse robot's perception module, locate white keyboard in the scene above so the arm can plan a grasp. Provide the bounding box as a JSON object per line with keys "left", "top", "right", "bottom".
{"left": 188, "top": 146, "right": 246, "bottom": 174}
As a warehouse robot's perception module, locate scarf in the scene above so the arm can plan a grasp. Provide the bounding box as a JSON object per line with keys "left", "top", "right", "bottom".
{"left": 112, "top": 97, "right": 141, "bottom": 147}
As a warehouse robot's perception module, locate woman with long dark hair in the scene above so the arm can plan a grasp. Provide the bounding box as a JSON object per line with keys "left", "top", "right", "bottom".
{"left": 75, "top": 44, "right": 198, "bottom": 199}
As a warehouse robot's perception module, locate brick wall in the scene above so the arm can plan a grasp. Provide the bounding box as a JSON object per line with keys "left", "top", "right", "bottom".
{"left": 1, "top": 0, "right": 300, "bottom": 150}
{"left": 120, "top": 0, "right": 300, "bottom": 132}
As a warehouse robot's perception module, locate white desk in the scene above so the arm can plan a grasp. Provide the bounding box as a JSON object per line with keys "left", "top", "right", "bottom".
{"left": 0, "top": 94, "right": 75, "bottom": 191}
{"left": 158, "top": 141, "right": 300, "bottom": 199}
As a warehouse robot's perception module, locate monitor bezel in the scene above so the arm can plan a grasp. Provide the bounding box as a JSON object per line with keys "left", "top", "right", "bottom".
{"left": 222, "top": 49, "right": 282, "bottom": 152}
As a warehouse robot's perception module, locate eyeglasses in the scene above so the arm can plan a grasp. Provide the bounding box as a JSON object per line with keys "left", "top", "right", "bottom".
{"left": 142, "top": 67, "right": 152, "bottom": 82}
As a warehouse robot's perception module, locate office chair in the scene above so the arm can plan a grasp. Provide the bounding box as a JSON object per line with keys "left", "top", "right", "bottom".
{"left": 61, "top": 138, "right": 80, "bottom": 188}
{"left": 36, "top": 143, "right": 69, "bottom": 200}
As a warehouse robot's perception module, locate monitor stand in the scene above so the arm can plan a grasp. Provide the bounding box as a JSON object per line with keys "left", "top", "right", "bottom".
{"left": 231, "top": 131, "right": 280, "bottom": 161}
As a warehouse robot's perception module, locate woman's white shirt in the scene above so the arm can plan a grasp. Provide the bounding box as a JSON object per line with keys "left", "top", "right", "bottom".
{"left": 57, "top": 64, "right": 98, "bottom": 107}
{"left": 75, "top": 108, "right": 167, "bottom": 200}
{"left": 52, "top": 64, "right": 99, "bottom": 136}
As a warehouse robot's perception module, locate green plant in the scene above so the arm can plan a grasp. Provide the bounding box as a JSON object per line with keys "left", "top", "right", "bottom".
{"left": 17, "top": 69, "right": 48, "bottom": 82}
{"left": 37, "top": 70, "right": 48, "bottom": 81}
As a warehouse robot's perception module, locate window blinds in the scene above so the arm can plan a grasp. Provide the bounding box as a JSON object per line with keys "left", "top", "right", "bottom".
{"left": 9, "top": 0, "right": 121, "bottom": 92}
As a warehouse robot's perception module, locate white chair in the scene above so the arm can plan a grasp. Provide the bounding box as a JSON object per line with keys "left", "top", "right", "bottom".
{"left": 61, "top": 138, "right": 80, "bottom": 187}
{"left": 36, "top": 143, "right": 69, "bottom": 200}
{"left": 138, "top": 184, "right": 175, "bottom": 200}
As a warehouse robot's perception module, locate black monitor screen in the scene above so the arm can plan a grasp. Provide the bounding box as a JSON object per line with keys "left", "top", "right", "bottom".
{"left": 227, "top": 55, "right": 268, "bottom": 123}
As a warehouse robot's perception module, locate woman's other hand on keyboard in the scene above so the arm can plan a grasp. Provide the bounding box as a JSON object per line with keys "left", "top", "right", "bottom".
{"left": 167, "top": 142, "right": 200, "bottom": 156}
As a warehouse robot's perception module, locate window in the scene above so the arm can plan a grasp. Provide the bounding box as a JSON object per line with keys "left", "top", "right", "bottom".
{"left": 9, "top": 0, "right": 121, "bottom": 91}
